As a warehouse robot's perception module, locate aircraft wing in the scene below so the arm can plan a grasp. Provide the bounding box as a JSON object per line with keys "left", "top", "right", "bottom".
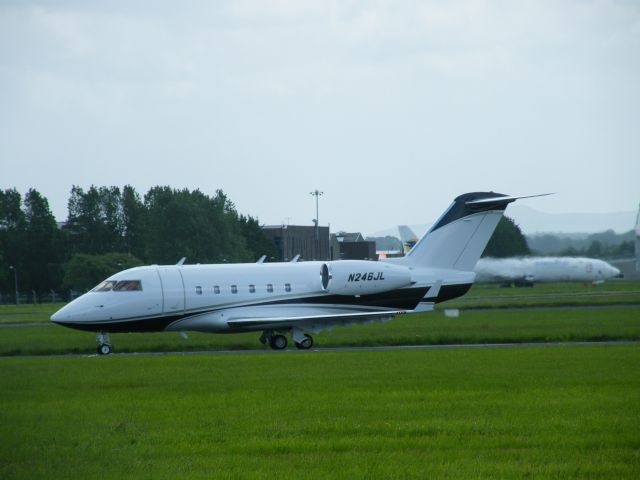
{"left": 226, "top": 309, "right": 407, "bottom": 329}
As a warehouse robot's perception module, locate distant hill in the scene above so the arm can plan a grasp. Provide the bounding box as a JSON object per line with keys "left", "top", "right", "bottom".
{"left": 508, "top": 205, "right": 636, "bottom": 234}
{"left": 369, "top": 205, "right": 637, "bottom": 238}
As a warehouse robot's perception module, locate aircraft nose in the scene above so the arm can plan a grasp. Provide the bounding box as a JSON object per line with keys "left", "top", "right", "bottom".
{"left": 50, "top": 303, "right": 78, "bottom": 324}
{"left": 50, "top": 308, "right": 67, "bottom": 324}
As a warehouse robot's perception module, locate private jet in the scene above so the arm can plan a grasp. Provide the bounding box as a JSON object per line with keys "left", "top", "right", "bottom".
{"left": 51, "top": 192, "right": 545, "bottom": 354}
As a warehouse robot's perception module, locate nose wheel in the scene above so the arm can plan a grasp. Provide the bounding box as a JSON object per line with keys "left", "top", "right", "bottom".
{"left": 96, "top": 331, "right": 112, "bottom": 355}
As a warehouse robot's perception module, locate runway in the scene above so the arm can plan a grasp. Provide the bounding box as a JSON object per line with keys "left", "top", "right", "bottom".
{"left": 4, "top": 340, "right": 638, "bottom": 360}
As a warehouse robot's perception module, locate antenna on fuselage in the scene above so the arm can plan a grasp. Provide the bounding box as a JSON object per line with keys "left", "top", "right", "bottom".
{"left": 176, "top": 257, "right": 186, "bottom": 266}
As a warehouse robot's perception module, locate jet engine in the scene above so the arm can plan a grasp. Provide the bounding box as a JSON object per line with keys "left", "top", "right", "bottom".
{"left": 320, "top": 260, "right": 412, "bottom": 296}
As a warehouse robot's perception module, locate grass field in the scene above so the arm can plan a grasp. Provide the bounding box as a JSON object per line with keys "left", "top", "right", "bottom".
{"left": 1, "top": 307, "right": 639, "bottom": 356}
{"left": 443, "top": 280, "right": 640, "bottom": 309}
{"left": 1, "top": 282, "right": 639, "bottom": 478}
{"left": 1, "top": 345, "right": 638, "bottom": 479}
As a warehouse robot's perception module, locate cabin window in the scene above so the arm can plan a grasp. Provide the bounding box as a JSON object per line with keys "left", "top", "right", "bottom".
{"left": 267, "top": 284, "right": 273, "bottom": 293}
{"left": 112, "top": 280, "right": 143, "bottom": 292}
{"left": 92, "top": 280, "right": 116, "bottom": 292}
{"left": 285, "top": 283, "right": 291, "bottom": 292}
{"left": 231, "top": 285, "right": 238, "bottom": 294}
{"left": 213, "top": 285, "right": 220, "bottom": 294}
{"left": 195, "top": 286, "right": 202, "bottom": 295}
{"left": 249, "top": 284, "right": 255, "bottom": 293}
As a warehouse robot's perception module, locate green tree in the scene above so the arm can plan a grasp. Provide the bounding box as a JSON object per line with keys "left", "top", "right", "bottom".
{"left": 22, "top": 189, "right": 63, "bottom": 293}
{"left": 482, "top": 216, "right": 530, "bottom": 258}
{"left": 121, "top": 185, "right": 144, "bottom": 258}
{"left": 142, "top": 187, "right": 250, "bottom": 264}
{"left": 65, "top": 185, "right": 125, "bottom": 254}
{"left": 63, "top": 253, "right": 143, "bottom": 292}
{"left": 238, "top": 214, "right": 278, "bottom": 261}
{"left": 586, "top": 240, "right": 603, "bottom": 258}
{"left": 0, "top": 189, "right": 26, "bottom": 295}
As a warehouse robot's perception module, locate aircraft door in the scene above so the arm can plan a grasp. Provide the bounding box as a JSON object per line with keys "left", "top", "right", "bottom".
{"left": 158, "top": 267, "right": 185, "bottom": 314}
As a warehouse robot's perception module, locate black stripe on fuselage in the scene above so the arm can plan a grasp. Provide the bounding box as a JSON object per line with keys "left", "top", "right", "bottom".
{"left": 52, "top": 283, "right": 471, "bottom": 333}
{"left": 434, "top": 283, "right": 472, "bottom": 303}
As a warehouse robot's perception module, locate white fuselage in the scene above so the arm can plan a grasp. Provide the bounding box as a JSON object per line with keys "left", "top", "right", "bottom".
{"left": 51, "top": 260, "right": 472, "bottom": 334}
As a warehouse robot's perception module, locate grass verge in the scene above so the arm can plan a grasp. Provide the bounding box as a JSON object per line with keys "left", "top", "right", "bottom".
{"left": 1, "top": 307, "right": 639, "bottom": 356}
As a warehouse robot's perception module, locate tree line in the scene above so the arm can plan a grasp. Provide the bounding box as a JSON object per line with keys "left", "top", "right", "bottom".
{"left": 482, "top": 216, "right": 530, "bottom": 258}
{"left": 1, "top": 185, "right": 535, "bottom": 301}
{"left": 527, "top": 229, "right": 635, "bottom": 258}
{"left": 0, "top": 186, "right": 278, "bottom": 298}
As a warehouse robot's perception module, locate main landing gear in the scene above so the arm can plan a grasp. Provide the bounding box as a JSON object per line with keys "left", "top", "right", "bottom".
{"left": 96, "top": 331, "right": 112, "bottom": 355}
{"left": 260, "top": 328, "right": 314, "bottom": 351}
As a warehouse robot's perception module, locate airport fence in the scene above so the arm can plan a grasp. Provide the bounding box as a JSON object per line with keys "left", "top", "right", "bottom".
{"left": 0, "top": 290, "right": 82, "bottom": 305}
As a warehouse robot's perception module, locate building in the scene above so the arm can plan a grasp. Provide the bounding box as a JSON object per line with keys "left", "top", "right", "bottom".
{"left": 262, "top": 225, "right": 330, "bottom": 261}
{"left": 330, "top": 232, "right": 378, "bottom": 261}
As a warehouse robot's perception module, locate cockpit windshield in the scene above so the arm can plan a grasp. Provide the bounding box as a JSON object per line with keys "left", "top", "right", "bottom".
{"left": 92, "top": 280, "right": 116, "bottom": 292}
{"left": 113, "top": 280, "right": 143, "bottom": 291}
{"left": 91, "top": 280, "right": 142, "bottom": 292}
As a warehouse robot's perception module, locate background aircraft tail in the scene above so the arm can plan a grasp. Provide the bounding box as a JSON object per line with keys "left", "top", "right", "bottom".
{"left": 398, "top": 225, "right": 419, "bottom": 254}
{"left": 396, "top": 192, "right": 542, "bottom": 271}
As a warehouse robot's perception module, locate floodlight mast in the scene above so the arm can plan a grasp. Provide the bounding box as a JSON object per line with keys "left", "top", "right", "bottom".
{"left": 310, "top": 190, "right": 323, "bottom": 260}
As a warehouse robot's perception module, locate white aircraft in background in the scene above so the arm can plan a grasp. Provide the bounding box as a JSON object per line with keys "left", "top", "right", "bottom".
{"left": 474, "top": 257, "right": 622, "bottom": 285}
{"left": 52, "top": 192, "right": 543, "bottom": 354}
{"left": 397, "top": 226, "right": 623, "bottom": 286}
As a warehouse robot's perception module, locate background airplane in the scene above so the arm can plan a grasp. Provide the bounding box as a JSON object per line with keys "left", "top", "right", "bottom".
{"left": 398, "top": 226, "right": 622, "bottom": 286}
{"left": 52, "top": 192, "right": 541, "bottom": 354}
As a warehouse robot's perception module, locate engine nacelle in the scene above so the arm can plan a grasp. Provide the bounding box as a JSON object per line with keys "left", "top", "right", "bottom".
{"left": 320, "top": 260, "right": 412, "bottom": 296}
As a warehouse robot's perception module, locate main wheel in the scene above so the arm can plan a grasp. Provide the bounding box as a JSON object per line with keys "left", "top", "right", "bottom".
{"left": 97, "top": 343, "right": 112, "bottom": 355}
{"left": 295, "top": 334, "right": 313, "bottom": 350}
{"left": 269, "top": 334, "right": 288, "bottom": 350}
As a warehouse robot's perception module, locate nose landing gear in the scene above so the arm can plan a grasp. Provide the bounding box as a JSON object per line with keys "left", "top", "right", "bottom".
{"left": 96, "top": 331, "right": 112, "bottom": 355}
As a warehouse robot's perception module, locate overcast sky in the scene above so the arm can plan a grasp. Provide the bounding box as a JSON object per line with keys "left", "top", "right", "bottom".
{"left": 1, "top": 0, "right": 639, "bottom": 235}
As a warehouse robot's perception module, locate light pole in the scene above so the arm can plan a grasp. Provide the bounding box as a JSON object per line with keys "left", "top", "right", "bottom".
{"left": 8, "top": 266, "right": 18, "bottom": 305}
{"left": 310, "top": 190, "right": 323, "bottom": 259}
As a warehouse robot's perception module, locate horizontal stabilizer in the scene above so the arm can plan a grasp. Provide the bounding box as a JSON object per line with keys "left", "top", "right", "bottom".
{"left": 465, "top": 193, "right": 553, "bottom": 205}
{"left": 411, "top": 301, "right": 435, "bottom": 313}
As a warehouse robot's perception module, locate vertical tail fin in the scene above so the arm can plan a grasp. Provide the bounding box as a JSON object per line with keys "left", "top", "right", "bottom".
{"left": 397, "top": 193, "right": 547, "bottom": 271}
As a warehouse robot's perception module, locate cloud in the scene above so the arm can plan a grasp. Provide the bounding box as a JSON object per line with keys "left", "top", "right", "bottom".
{"left": 1, "top": 0, "right": 639, "bottom": 230}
